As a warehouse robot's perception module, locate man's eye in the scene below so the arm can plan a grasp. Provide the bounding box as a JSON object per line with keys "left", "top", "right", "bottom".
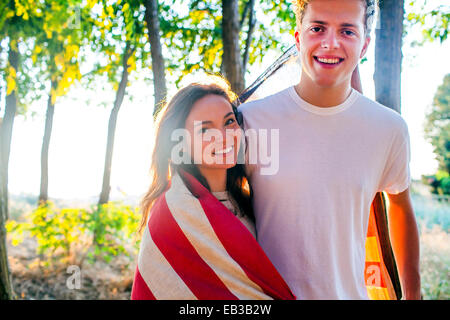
{"left": 200, "top": 127, "right": 209, "bottom": 134}
{"left": 343, "top": 30, "right": 355, "bottom": 36}
{"left": 311, "top": 27, "right": 323, "bottom": 32}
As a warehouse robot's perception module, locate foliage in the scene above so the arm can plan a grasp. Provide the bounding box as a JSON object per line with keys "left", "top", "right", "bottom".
{"left": 88, "top": 202, "right": 140, "bottom": 263}
{"left": 84, "top": 0, "right": 149, "bottom": 91}
{"left": 6, "top": 201, "right": 140, "bottom": 266}
{"left": 159, "top": 0, "right": 296, "bottom": 86}
{"left": 0, "top": 0, "right": 44, "bottom": 114}
{"left": 422, "top": 171, "right": 450, "bottom": 197}
{"left": 424, "top": 74, "right": 450, "bottom": 182}
{"left": 405, "top": 1, "right": 450, "bottom": 45}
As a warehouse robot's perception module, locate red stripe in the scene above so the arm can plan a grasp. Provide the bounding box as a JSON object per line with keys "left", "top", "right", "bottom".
{"left": 179, "top": 170, "right": 295, "bottom": 300}
{"left": 131, "top": 266, "right": 156, "bottom": 300}
{"left": 148, "top": 194, "right": 238, "bottom": 300}
{"left": 366, "top": 206, "right": 377, "bottom": 237}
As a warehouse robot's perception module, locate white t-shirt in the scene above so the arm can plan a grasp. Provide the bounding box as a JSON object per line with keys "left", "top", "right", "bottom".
{"left": 239, "top": 87, "right": 411, "bottom": 300}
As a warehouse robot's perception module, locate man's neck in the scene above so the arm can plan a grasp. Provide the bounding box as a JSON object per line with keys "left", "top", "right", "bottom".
{"left": 294, "top": 76, "right": 352, "bottom": 108}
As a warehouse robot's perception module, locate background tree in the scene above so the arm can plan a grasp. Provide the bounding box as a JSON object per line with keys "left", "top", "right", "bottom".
{"left": 424, "top": 74, "right": 450, "bottom": 195}
{"left": 405, "top": 0, "right": 449, "bottom": 45}
{"left": 0, "top": 0, "right": 41, "bottom": 220}
{"left": 89, "top": 0, "right": 147, "bottom": 205}
{"left": 0, "top": 194, "right": 13, "bottom": 299}
{"left": 33, "top": 0, "right": 91, "bottom": 203}
{"left": 144, "top": 0, "right": 168, "bottom": 117}
{"left": 374, "top": 0, "right": 405, "bottom": 113}
{"left": 0, "top": 0, "right": 44, "bottom": 300}
{"left": 222, "top": 0, "right": 245, "bottom": 93}
{"left": 425, "top": 74, "right": 450, "bottom": 174}
{"left": 159, "top": 0, "right": 295, "bottom": 93}
{"left": 375, "top": 0, "right": 449, "bottom": 114}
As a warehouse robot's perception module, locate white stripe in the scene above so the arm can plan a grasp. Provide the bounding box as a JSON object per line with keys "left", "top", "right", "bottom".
{"left": 138, "top": 223, "right": 197, "bottom": 300}
{"left": 166, "top": 174, "right": 271, "bottom": 300}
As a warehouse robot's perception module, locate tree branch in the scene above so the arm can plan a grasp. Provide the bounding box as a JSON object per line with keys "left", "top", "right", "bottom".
{"left": 239, "top": 0, "right": 251, "bottom": 30}
{"left": 242, "top": 0, "right": 255, "bottom": 73}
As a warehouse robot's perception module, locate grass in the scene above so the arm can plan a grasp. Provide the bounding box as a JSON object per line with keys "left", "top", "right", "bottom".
{"left": 419, "top": 224, "right": 449, "bottom": 300}
{"left": 5, "top": 189, "right": 450, "bottom": 300}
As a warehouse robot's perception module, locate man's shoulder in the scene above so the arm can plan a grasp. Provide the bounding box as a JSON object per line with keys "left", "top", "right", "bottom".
{"left": 238, "top": 87, "right": 293, "bottom": 115}
{"left": 355, "top": 92, "right": 408, "bottom": 130}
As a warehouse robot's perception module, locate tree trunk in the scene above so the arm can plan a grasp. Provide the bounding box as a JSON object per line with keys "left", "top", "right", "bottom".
{"left": 0, "top": 208, "right": 13, "bottom": 300}
{"left": 222, "top": 0, "right": 245, "bottom": 94}
{"left": 39, "top": 81, "right": 57, "bottom": 204}
{"left": 0, "top": 138, "right": 13, "bottom": 299}
{"left": 144, "top": 0, "right": 167, "bottom": 118}
{"left": 374, "top": 0, "right": 404, "bottom": 113}
{"left": 0, "top": 43, "right": 19, "bottom": 221}
{"left": 242, "top": 0, "right": 256, "bottom": 74}
{"left": 0, "top": 43, "right": 16, "bottom": 299}
{"left": 98, "top": 43, "right": 132, "bottom": 205}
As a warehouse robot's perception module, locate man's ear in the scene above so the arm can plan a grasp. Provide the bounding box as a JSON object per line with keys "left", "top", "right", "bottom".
{"left": 360, "top": 36, "right": 371, "bottom": 59}
{"left": 294, "top": 29, "right": 301, "bottom": 51}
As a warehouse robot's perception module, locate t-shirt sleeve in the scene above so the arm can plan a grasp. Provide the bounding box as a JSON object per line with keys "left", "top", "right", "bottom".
{"left": 378, "top": 120, "right": 411, "bottom": 194}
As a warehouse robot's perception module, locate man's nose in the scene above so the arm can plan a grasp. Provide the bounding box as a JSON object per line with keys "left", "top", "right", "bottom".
{"left": 321, "top": 31, "right": 340, "bottom": 49}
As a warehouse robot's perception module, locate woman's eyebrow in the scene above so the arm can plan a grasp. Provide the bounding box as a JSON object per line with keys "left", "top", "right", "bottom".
{"left": 193, "top": 112, "right": 233, "bottom": 127}
{"left": 194, "top": 120, "right": 212, "bottom": 126}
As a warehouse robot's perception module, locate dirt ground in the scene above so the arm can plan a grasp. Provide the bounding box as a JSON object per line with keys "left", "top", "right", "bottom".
{"left": 6, "top": 236, "right": 136, "bottom": 300}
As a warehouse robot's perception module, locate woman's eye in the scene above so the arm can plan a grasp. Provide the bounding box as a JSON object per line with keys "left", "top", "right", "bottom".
{"left": 225, "top": 118, "right": 236, "bottom": 126}
{"left": 200, "top": 127, "right": 208, "bottom": 134}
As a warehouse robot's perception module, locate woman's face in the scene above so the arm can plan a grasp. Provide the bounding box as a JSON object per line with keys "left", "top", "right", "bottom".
{"left": 184, "top": 94, "right": 242, "bottom": 170}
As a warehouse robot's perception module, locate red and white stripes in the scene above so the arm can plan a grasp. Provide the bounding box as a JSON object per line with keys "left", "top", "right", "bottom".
{"left": 131, "top": 171, "right": 296, "bottom": 300}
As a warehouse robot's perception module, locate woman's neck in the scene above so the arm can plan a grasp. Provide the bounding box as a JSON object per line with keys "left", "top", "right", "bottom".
{"left": 197, "top": 167, "right": 227, "bottom": 192}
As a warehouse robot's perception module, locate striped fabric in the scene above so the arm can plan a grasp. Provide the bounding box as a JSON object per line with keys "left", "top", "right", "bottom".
{"left": 364, "top": 193, "right": 402, "bottom": 300}
{"left": 131, "top": 169, "right": 296, "bottom": 300}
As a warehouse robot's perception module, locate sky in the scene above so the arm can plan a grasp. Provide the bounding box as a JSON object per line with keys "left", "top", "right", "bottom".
{"left": 3, "top": 6, "right": 450, "bottom": 201}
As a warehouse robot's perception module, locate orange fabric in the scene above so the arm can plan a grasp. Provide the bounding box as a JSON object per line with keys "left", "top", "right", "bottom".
{"left": 364, "top": 201, "right": 399, "bottom": 300}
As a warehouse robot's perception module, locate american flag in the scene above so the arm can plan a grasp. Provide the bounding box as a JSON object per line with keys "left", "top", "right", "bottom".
{"left": 131, "top": 169, "right": 296, "bottom": 300}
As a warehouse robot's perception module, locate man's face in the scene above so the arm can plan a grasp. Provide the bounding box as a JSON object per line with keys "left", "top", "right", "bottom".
{"left": 295, "top": 0, "right": 370, "bottom": 89}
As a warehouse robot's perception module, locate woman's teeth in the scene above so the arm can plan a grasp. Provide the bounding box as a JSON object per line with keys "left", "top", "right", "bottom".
{"left": 214, "top": 146, "right": 233, "bottom": 155}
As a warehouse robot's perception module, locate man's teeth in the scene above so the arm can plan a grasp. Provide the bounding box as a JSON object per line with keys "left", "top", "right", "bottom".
{"left": 214, "top": 146, "right": 233, "bottom": 155}
{"left": 317, "top": 57, "right": 341, "bottom": 64}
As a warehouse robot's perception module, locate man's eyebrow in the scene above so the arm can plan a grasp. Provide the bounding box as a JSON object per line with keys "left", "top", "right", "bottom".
{"left": 309, "top": 20, "right": 359, "bottom": 28}
{"left": 341, "top": 23, "right": 358, "bottom": 28}
{"left": 310, "top": 20, "right": 328, "bottom": 25}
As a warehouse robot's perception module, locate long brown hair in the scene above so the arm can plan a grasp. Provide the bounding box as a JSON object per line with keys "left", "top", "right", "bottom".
{"left": 138, "top": 77, "right": 254, "bottom": 235}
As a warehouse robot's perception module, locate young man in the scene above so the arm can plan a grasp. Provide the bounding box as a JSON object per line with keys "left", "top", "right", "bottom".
{"left": 239, "top": 0, "right": 420, "bottom": 299}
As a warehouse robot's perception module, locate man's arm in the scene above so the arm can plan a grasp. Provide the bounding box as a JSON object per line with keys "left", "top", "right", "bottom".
{"left": 385, "top": 188, "right": 421, "bottom": 300}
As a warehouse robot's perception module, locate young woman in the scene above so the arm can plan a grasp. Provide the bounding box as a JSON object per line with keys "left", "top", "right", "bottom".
{"left": 131, "top": 76, "right": 295, "bottom": 300}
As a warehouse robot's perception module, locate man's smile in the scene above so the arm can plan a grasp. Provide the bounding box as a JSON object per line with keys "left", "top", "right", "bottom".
{"left": 313, "top": 56, "right": 344, "bottom": 67}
